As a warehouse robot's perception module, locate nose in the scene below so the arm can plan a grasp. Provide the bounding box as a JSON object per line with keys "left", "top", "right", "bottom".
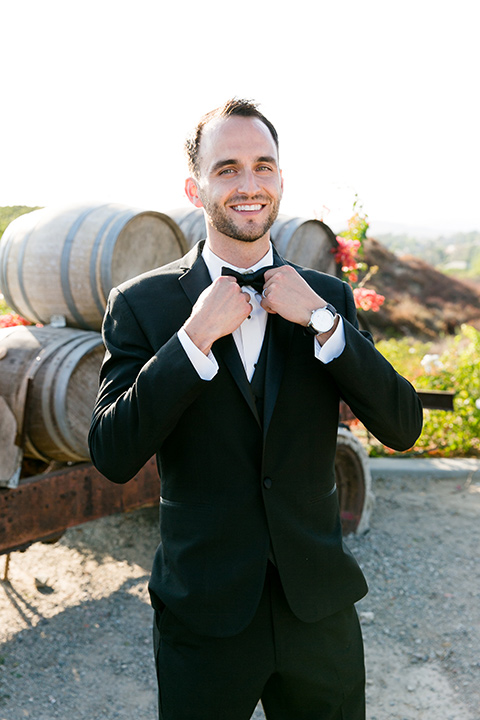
{"left": 237, "top": 169, "right": 261, "bottom": 196}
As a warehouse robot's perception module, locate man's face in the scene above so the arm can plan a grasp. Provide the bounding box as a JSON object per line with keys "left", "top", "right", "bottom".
{"left": 190, "top": 115, "right": 283, "bottom": 243}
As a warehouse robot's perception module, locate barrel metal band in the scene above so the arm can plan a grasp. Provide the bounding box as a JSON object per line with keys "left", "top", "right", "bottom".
{"left": 99, "top": 209, "right": 138, "bottom": 301}
{"left": 60, "top": 205, "right": 109, "bottom": 329}
{"left": 270, "top": 216, "right": 303, "bottom": 257}
{"left": 14, "top": 331, "right": 99, "bottom": 461}
{"left": 0, "top": 213, "right": 45, "bottom": 323}
{"left": 88, "top": 208, "right": 128, "bottom": 315}
{"left": 45, "top": 332, "right": 102, "bottom": 459}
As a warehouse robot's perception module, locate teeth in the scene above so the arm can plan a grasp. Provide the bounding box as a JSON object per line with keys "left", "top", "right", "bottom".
{"left": 232, "top": 204, "right": 262, "bottom": 211}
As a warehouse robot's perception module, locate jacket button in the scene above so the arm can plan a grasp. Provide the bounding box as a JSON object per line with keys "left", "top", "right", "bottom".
{"left": 263, "top": 477, "right": 272, "bottom": 489}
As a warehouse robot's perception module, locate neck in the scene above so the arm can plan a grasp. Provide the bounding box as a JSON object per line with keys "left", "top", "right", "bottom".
{"left": 205, "top": 228, "right": 271, "bottom": 269}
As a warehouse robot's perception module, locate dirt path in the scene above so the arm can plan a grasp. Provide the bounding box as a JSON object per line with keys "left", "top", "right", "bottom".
{"left": 1, "top": 467, "right": 479, "bottom": 719}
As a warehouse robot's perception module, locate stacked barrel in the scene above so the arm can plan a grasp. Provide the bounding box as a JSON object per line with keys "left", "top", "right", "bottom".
{"left": 0, "top": 204, "right": 187, "bottom": 486}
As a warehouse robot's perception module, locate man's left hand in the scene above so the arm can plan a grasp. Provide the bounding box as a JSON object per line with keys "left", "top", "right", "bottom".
{"left": 261, "top": 266, "right": 339, "bottom": 343}
{"left": 261, "top": 266, "right": 323, "bottom": 325}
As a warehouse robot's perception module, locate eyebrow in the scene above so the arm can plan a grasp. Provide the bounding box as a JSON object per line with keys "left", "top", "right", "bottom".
{"left": 210, "top": 155, "right": 278, "bottom": 174}
{"left": 211, "top": 159, "right": 238, "bottom": 173}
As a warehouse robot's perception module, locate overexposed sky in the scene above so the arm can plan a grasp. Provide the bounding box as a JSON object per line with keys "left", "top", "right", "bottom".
{"left": 1, "top": 0, "right": 479, "bottom": 236}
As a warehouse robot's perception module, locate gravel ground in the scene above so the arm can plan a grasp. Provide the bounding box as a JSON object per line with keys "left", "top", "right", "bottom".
{"left": 1, "top": 464, "right": 479, "bottom": 720}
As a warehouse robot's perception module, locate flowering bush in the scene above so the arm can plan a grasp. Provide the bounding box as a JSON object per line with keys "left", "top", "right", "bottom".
{"left": 0, "top": 312, "right": 31, "bottom": 328}
{"left": 373, "top": 325, "right": 480, "bottom": 457}
{"left": 333, "top": 237, "right": 361, "bottom": 281}
{"left": 0, "top": 295, "right": 31, "bottom": 328}
{"left": 332, "top": 203, "right": 385, "bottom": 313}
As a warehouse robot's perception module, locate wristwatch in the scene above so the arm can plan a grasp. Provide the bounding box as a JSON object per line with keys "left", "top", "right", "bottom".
{"left": 305, "top": 303, "right": 337, "bottom": 335}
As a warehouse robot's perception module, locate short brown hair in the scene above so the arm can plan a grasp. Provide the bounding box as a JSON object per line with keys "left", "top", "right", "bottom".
{"left": 185, "top": 98, "right": 279, "bottom": 178}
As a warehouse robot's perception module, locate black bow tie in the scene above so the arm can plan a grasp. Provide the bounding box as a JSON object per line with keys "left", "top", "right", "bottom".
{"left": 221, "top": 266, "right": 274, "bottom": 293}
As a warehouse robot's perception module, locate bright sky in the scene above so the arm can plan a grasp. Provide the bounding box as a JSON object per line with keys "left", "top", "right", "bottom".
{"left": 1, "top": 0, "right": 479, "bottom": 236}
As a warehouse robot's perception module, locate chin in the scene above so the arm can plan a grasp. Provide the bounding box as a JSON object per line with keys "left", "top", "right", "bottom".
{"left": 234, "top": 232, "right": 266, "bottom": 243}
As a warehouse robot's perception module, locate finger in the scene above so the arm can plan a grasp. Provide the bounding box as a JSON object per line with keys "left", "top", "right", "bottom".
{"left": 219, "top": 275, "right": 238, "bottom": 285}
{"left": 260, "top": 297, "right": 277, "bottom": 314}
{"left": 263, "top": 267, "right": 282, "bottom": 281}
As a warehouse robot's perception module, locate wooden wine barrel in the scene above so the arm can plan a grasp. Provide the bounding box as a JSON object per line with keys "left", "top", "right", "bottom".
{"left": 335, "top": 427, "right": 374, "bottom": 535}
{"left": 168, "top": 207, "right": 207, "bottom": 248}
{"left": 271, "top": 215, "right": 339, "bottom": 276}
{"left": 0, "top": 204, "right": 188, "bottom": 330}
{"left": 168, "top": 208, "right": 339, "bottom": 275}
{"left": 0, "top": 325, "right": 104, "bottom": 464}
{"left": 0, "top": 396, "right": 22, "bottom": 488}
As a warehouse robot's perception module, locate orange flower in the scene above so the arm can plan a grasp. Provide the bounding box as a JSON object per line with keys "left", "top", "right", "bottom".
{"left": 353, "top": 287, "right": 385, "bottom": 312}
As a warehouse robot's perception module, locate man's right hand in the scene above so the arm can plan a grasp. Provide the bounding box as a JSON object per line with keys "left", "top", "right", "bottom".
{"left": 182, "top": 276, "right": 252, "bottom": 355}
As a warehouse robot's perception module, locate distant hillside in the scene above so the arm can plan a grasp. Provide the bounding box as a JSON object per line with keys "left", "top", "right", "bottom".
{"left": 357, "top": 237, "right": 480, "bottom": 339}
{"left": 377, "top": 230, "right": 480, "bottom": 280}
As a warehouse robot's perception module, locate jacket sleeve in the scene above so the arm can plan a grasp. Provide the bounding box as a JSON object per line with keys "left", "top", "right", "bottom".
{"left": 330, "top": 280, "right": 423, "bottom": 451}
{"left": 88, "top": 287, "right": 206, "bottom": 483}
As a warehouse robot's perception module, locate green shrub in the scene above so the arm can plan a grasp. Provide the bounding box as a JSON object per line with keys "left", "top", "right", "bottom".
{"left": 0, "top": 206, "right": 40, "bottom": 240}
{"left": 373, "top": 325, "right": 480, "bottom": 457}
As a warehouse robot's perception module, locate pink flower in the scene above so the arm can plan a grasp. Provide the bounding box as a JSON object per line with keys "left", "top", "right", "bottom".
{"left": 0, "top": 313, "right": 31, "bottom": 328}
{"left": 353, "top": 287, "right": 385, "bottom": 312}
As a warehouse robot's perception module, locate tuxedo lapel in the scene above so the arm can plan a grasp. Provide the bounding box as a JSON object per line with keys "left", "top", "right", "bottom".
{"left": 178, "top": 243, "right": 211, "bottom": 306}
{"left": 263, "top": 247, "right": 292, "bottom": 436}
{"left": 215, "top": 335, "right": 262, "bottom": 427}
{"left": 263, "top": 313, "right": 294, "bottom": 438}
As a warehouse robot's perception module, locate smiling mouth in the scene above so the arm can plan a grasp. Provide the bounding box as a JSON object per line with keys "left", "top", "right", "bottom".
{"left": 231, "top": 204, "right": 264, "bottom": 212}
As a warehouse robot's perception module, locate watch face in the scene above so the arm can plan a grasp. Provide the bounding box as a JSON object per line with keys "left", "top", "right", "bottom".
{"left": 311, "top": 307, "right": 335, "bottom": 333}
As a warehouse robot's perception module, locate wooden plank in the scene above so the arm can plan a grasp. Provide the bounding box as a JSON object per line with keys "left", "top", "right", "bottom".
{"left": 0, "top": 458, "right": 160, "bottom": 554}
{"left": 417, "top": 390, "right": 455, "bottom": 411}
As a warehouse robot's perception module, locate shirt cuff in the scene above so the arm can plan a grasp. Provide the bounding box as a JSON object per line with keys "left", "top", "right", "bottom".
{"left": 314, "top": 315, "right": 346, "bottom": 364}
{"left": 177, "top": 327, "right": 219, "bottom": 380}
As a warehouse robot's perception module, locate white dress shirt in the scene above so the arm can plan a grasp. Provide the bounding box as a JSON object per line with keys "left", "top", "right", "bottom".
{"left": 178, "top": 242, "right": 345, "bottom": 381}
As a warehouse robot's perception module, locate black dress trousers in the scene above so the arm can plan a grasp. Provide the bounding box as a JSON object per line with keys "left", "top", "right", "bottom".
{"left": 153, "top": 563, "right": 365, "bottom": 720}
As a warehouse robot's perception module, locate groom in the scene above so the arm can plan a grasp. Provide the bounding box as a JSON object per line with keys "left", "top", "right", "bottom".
{"left": 89, "top": 98, "right": 422, "bottom": 719}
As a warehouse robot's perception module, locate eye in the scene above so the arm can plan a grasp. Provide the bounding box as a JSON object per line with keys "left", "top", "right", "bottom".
{"left": 256, "top": 165, "right": 273, "bottom": 172}
{"left": 218, "top": 167, "right": 236, "bottom": 175}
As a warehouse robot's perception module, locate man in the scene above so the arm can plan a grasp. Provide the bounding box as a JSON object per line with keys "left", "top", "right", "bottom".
{"left": 89, "top": 98, "right": 423, "bottom": 720}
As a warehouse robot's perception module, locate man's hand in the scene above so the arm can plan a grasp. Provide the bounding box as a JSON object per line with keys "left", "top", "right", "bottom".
{"left": 260, "top": 266, "right": 323, "bottom": 324}
{"left": 183, "top": 276, "right": 252, "bottom": 355}
{"left": 261, "top": 266, "right": 339, "bottom": 343}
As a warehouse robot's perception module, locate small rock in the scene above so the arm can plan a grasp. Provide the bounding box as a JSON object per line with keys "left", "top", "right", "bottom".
{"left": 359, "top": 611, "right": 375, "bottom": 624}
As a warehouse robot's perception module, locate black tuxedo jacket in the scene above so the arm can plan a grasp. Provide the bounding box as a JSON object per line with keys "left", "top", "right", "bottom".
{"left": 89, "top": 242, "right": 422, "bottom": 637}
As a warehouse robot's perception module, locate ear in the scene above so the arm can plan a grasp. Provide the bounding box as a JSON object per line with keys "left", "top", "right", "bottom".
{"left": 185, "top": 177, "right": 204, "bottom": 208}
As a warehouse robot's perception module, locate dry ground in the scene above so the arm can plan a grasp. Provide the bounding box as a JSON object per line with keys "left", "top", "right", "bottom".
{"left": 1, "top": 467, "right": 479, "bottom": 720}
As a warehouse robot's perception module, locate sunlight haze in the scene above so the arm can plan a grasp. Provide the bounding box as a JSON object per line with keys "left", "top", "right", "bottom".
{"left": 1, "top": 0, "right": 478, "bottom": 236}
